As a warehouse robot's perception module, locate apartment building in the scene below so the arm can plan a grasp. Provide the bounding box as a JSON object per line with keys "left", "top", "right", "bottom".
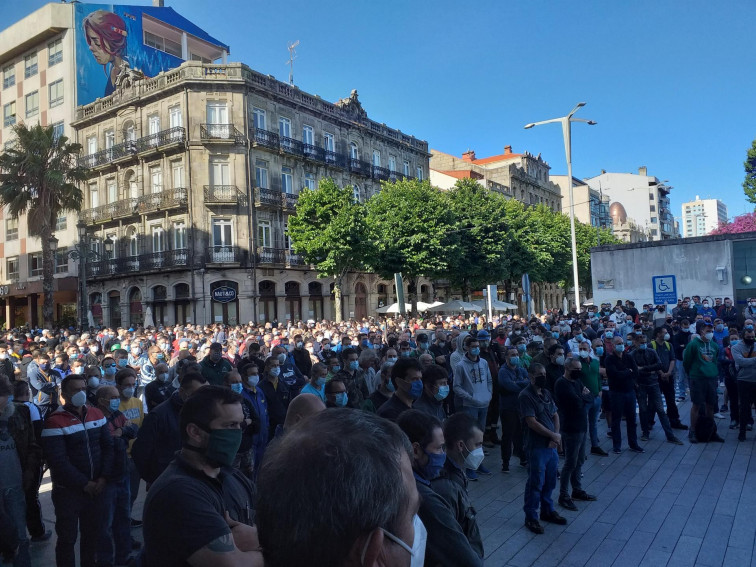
{"left": 681, "top": 196, "right": 728, "bottom": 237}
{"left": 72, "top": 61, "right": 430, "bottom": 326}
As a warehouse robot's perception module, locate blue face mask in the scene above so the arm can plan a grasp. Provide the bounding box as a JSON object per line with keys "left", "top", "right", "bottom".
{"left": 605, "top": 331, "right": 614, "bottom": 338}
{"left": 434, "top": 385, "right": 449, "bottom": 401}
{"left": 349, "top": 360, "right": 359, "bottom": 371}
{"left": 270, "top": 367, "right": 280, "bottom": 377}
{"left": 316, "top": 376, "right": 327, "bottom": 387}
{"left": 419, "top": 342, "right": 429, "bottom": 350}
{"left": 334, "top": 392, "right": 348, "bottom": 407}
{"left": 469, "top": 347, "right": 480, "bottom": 357}
{"left": 104, "top": 365, "right": 117, "bottom": 376}
{"left": 552, "top": 331, "right": 560, "bottom": 339}
{"left": 639, "top": 343, "right": 647, "bottom": 350}
{"left": 331, "top": 365, "right": 341, "bottom": 374}
{"left": 746, "top": 325, "right": 754, "bottom": 331}
{"left": 615, "top": 344, "right": 625, "bottom": 353}
{"left": 117, "top": 359, "right": 128, "bottom": 368}
{"left": 230, "top": 383, "right": 243, "bottom": 394}
{"left": 401, "top": 351, "right": 412, "bottom": 358}
{"left": 731, "top": 340, "right": 740, "bottom": 346}
{"left": 409, "top": 379, "right": 423, "bottom": 400}
{"left": 595, "top": 346, "right": 604, "bottom": 356}
{"left": 421, "top": 448, "right": 446, "bottom": 480}
{"left": 109, "top": 399, "right": 120, "bottom": 412}
{"left": 517, "top": 344, "right": 526, "bottom": 353}
{"left": 510, "top": 356, "right": 520, "bottom": 366}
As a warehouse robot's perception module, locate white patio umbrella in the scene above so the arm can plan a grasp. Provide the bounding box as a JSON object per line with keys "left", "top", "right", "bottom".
{"left": 471, "top": 299, "right": 518, "bottom": 311}
{"left": 144, "top": 305, "right": 155, "bottom": 328}
{"left": 427, "top": 299, "right": 479, "bottom": 312}
{"left": 375, "top": 302, "right": 412, "bottom": 314}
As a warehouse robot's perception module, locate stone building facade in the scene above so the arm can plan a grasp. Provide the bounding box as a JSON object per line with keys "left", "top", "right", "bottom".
{"left": 72, "top": 61, "right": 430, "bottom": 327}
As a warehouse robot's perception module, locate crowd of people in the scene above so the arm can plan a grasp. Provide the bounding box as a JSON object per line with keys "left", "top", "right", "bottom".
{"left": 0, "top": 292, "right": 755, "bottom": 566}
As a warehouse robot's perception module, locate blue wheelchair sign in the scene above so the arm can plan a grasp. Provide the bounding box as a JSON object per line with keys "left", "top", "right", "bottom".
{"left": 652, "top": 275, "right": 677, "bottom": 305}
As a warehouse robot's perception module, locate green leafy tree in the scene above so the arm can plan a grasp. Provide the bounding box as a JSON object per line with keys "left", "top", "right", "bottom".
{"left": 288, "top": 178, "right": 368, "bottom": 322}
{"left": 574, "top": 221, "right": 621, "bottom": 291}
{"left": 365, "top": 179, "right": 458, "bottom": 313}
{"left": 445, "top": 179, "right": 525, "bottom": 299}
{"left": 0, "top": 124, "right": 85, "bottom": 328}
{"left": 744, "top": 138, "right": 756, "bottom": 206}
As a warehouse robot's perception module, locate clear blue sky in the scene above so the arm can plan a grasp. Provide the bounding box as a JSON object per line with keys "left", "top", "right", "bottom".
{"left": 5, "top": 0, "right": 755, "bottom": 220}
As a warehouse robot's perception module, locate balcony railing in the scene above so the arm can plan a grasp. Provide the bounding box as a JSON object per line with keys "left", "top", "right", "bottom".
{"left": 89, "top": 249, "right": 190, "bottom": 277}
{"left": 372, "top": 165, "right": 391, "bottom": 181}
{"left": 349, "top": 158, "right": 371, "bottom": 176}
{"left": 280, "top": 136, "right": 304, "bottom": 156}
{"left": 257, "top": 247, "right": 283, "bottom": 264}
{"left": 303, "top": 144, "right": 325, "bottom": 162}
{"left": 135, "top": 126, "right": 186, "bottom": 152}
{"left": 324, "top": 150, "right": 344, "bottom": 167}
{"left": 252, "top": 128, "right": 280, "bottom": 150}
{"left": 81, "top": 188, "right": 187, "bottom": 225}
{"left": 282, "top": 192, "right": 298, "bottom": 211}
{"left": 140, "top": 249, "right": 190, "bottom": 270}
{"left": 207, "top": 245, "right": 242, "bottom": 264}
{"left": 200, "top": 123, "right": 245, "bottom": 144}
{"left": 255, "top": 187, "right": 281, "bottom": 208}
{"left": 79, "top": 140, "right": 138, "bottom": 168}
{"left": 285, "top": 251, "right": 304, "bottom": 266}
{"left": 204, "top": 185, "right": 246, "bottom": 205}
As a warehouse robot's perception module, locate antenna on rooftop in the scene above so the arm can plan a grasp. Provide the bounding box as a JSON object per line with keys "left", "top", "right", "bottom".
{"left": 286, "top": 40, "right": 299, "bottom": 86}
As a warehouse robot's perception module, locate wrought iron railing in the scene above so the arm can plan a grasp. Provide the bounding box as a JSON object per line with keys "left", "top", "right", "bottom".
{"left": 282, "top": 192, "right": 298, "bottom": 211}
{"left": 254, "top": 187, "right": 282, "bottom": 207}
{"left": 200, "top": 123, "right": 245, "bottom": 144}
{"left": 204, "top": 185, "right": 244, "bottom": 204}
{"left": 252, "top": 128, "right": 280, "bottom": 150}
{"left": 280, "top": 136, "right": 304, "bottom": 156}
{"left": 206, "top": 246, "right": 242, "bottom": 263}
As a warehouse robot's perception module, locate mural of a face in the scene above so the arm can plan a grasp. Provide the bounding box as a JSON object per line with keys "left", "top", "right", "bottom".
{"left": 86, "top": 27, "right": 111, "bottom": 65}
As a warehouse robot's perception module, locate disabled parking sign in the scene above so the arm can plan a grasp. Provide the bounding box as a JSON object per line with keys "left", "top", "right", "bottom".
{"left": 652, "top": 275, "right": 677, "bottom": 305}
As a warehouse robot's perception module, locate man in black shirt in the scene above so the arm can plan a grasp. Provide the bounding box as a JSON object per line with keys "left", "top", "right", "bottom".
{"left": 142, "top": 386, "right": 262, "bottom": 566}
{"left": 606, "top": 336, "right": 643, "bottom": 454}
{"left": 377, "top": 358, "right": 423, "bottom": 422}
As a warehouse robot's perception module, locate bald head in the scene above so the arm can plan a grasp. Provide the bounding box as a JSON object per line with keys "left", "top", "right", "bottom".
{"left": 283, "top": 393, "right": 326, "bottom": 432}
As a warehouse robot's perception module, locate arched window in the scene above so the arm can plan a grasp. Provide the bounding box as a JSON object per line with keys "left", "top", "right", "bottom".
{"left": 350, "top": 142, "right": 359, "bottom": 160}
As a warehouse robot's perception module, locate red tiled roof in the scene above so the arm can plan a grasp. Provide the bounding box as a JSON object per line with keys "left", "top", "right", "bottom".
{"left": 472, "top": 153, "right": 522, "bottom": 165}
{"left": 431, "top": 169, "right": 483, "bottom": 179}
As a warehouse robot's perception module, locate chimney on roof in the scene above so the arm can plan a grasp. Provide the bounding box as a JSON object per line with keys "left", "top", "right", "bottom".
{"left": 462, "top": 150, "right": 476, "bottom": 162}
{"left": 639, "top": 166, "right": 647, "bottom": 176}
{"left": 504, "top": 145, "right": 513, "bottom": 155}
{"left": 601, "top": 169, "right": 606, "bottom": 174}
{"left": 153, "top": 0, "right": 165, "bottom": 6}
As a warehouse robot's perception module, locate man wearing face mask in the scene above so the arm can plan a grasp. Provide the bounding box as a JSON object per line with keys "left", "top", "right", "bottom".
{"left": 240, "top": 364, "right": 269, "bottom": 479}
{"left": 554, "top": 359, "right": 597, "bottom": 511}
{"left": 324, "top": 379, "right": 348, "bottom": 409}
{"left": 224, "top": 370, "right": 260, "bottom": 475}
{"left": 28, "top": 353, "right": 62, "bottom": 421}
{"left": 271, "top": 345, "right": 306, "bottom": 399}
{"left": 301, "top": 362, "right": 328, "bottom": 403}
{"left": 42, "top": 375, "right": 114, "bottom": 567}
{"left": 545, "top": 344, "right": 566, "bottom": 392}
{"left": 732, "top": 328, "right": 756, "bottom": 442}
{"left": 519, "top": 363, "right": 566, "bottom": 534}
{"left": 413, "top": 364, "right": 448, "bottom": 422}
{"left": 697, "top": 300, "right": 716, "bottom": 320}
{"left": 606, "top": 336, "right": 643, "bottom": 454}
{"left": 132, "top": 372, "right": 208, "bottom": 487}
{"left": 672, "top": 319, "right": 693, "bottom": 402}
{"left": 377, "top": 359, "right": 424, "bottom": 421}
{"left": 200, "top": 343, "right": 234, "bottom": 386}
{"left": 144, "top": 362, "right": 175, "bottom": 413}
{"left": 140, "top": 346, "right": 167, "bottom": 391}
{"left": 683, "top": 322, "right": 724, "bottom": 443}
{"left": 430, "top": 412, "right": 484, "bottom": 561}
{"left": 291, "top": 334, "right": 312, "bottom": 378}
{"left": 366, "top": 361, "right": 396, "bottom": 413}
{"left": 115, "top": 368, "right": 145, "bottom": 528}
{"left": 142, "top": 386, "right": 262, "bottom": 566}
{"left": 579, "top": 341, "right": 608, "bottom": 456}
{"left": 498, "top": 347, "right": 530, "bottom": 472}
{"left": 652, "top": 326, "right": 687, "bottom": 431}
{"left": 396, "top": 410, "right": 484, "bottom": 567}
{"left": 453, "top": 337, "right": 492, "bottom": 436}
{"left": 336, "top": 348, "right": 370, "bottom": 409}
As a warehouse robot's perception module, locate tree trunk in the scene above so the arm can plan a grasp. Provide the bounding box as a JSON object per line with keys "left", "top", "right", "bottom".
{"left": 41, "top": 226, "right": 55, "bottom": 329}
{"left": 408, "top": 277, "right": 418, "bottom": 315}
{"left": 462, "top": 279, "right": 471, "bottom": 302}
{"left": 333, "top": 278, "right": 343, "bottom": 323}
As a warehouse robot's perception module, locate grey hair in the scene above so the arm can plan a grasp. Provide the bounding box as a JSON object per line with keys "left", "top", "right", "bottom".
{"left": 256, "top": 409, "right": 412, "bottom": 567}
{"left": 358, "top": 348, "right": 378, "bottom": 364}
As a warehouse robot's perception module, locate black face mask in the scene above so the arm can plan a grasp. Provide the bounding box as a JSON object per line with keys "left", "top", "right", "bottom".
{"left": 745, "top": 337, "right": 755, "bottom": 346}
{"left": 534, "top": 375, "right": 548, "bottom": 389}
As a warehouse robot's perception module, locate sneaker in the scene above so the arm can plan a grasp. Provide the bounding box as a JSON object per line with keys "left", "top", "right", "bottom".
{"left": 558, "top": 496, "right": 578, "bottom": 511}
{"left": 572, "top": 490, "right": 597, "bottom": 501}
{"left": 720, "top": 404, "right": 729, "bottom": 413}
{"left": 465, "top": 468, "right": 478, "bottom": 481}
{"left": 477, "top": 464, "right": 493, "bottom": 477}
{"left": 525, "top": 518, "right": 544, "bottom": 534}
{"left": 130, "top": 518, "right": 143, "bottom": 528}
{"left": 501, "top": 464, "right": 510, "bottom": 473}
{"left": 714, "top": 413, "right": 726, "bottom": 420}
{"left": 640, "top": 433, "right": 650, "bottom": 442}
{"left": 671, "top": 421, "right": 689, "bottom": 430}
{"left": 590, "top": 446, "right": 609, "bottom": 456}
{"left": 667, "top": 437, "right": 684, "bottom": 445}
{"left": 540, "top": 510, "right": 568, "bottom": 525}
{"left": 629, "top": 446, "right": 645, "bottom": 453}
{"left": 613, "top": 448, "right": 622, "bottom": 454}
{"left": 688, "top": 435, "right": 699, "bottom": 444}
{"left": 730, "top": 420, "right": 739, "bottom": 430}
{"left": 30, "top": 530, "right": 52, "bottom": 543}
{"left": 606, "top": 431, "right": 613, "bottom": 438}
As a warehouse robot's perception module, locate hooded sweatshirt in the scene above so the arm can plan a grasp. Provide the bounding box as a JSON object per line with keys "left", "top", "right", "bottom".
{"left": 450, "top": 332, "right": 469, "bottom": 409}
{"left": 454, "top": 352, "right": 492, "bottom": 410}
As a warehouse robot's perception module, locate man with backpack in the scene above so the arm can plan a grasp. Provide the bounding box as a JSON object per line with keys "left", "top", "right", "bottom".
{"left": 683, "top": 322, "right": 725, "bottom": 443}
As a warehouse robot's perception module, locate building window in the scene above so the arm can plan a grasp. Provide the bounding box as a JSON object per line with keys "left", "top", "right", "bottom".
{"left": 143, "top": 31, "right": 182, "bottom": 58}
{"left": 148, "top": 114, "right": 160, "bottom": 135}
{"left": 304, "top": 173, "right": 316, "bottom": 191}
{"left": 255, "top": 160, "right": 268, "bottom": 189}
{"left": 25, "top": 91, "right": 39, "bottom": 118}
{"left": 212, "top": 218, "right": 233, "bottom": 247}
{"left": 350, "top": 142, "right": 359, "bottom": 159}
{"left": 649, "top": 204, "right": 656, "bottom": 212}
{"left": 372, "top": 150, "right": 381, "bottom": 167}
{"left": 649, "top": 193, "right": 654, "bottom": 200}
{"left": 279, "top": 117, "right": 292, "bottom": 149}
{"left": 253, "top": 108, "right": 266, "bottom": 130}
{"left": 302, "top": 125, "right": 314, "bottom": 146}
{"left": 55, "top": 248, "right": 68, "bottom": 274}
{"left": 257, "top": 220, "right": 271, "bottom": 247}
{"left": 152, "top": 226, "right": 165, "bottom": 252}
{"left": 281, "top": 167, "right": 293, "bottom": 194}
{"left": 128, "top": 230, "right": 139, "bottom": 256}
{"left": 150, "top": 166, "right": 163, "bottom": 193}
{"left": 90, "top": 183, "right": 99, "bottom": 208}
{"left": 49, "top": 79, "right": 64, "bottom": 108}
{"left": 6, "top": 257, "right": 19, "bottom": 280}
{"left": 87, "top": 136, "right": 97, "bottom": 155}
{"left": 324, "top": 132, "right": 335, "bottom": 152}
{"left": 210, "top": 160, "right": 229, "bottom": 187}
{"left": 5, "top": 219, "right": 18, "bottom": 241}
{"left": 29, "top": 253, "right": 43, "bottom": 277}
{"left": 52, "top": 121, "right": 64, "bottom": 141}
{"left": 3, "top": 102, "right": 16, "bottom": 127}
{"left": 2, "top": 64, "right": 15, "bottom": 89}
{"left": 389, "top": 155, "right": 396, "bottom": 173}
{"left": 650, "top": 217, "right": 657, "bottom": 223}
{"left": 48, "top": 38, "right": 63, "bottom": 66}
{"left": 24, "top": 52, "right": 38, "bottom": 78}
{"left": 169, "top": 106, "right": 182, "bottom": 129}
{"left": 55, "top": 215, "right": 67, "bottom": 231}
{"left": 106, "top": 179, "right": 117, "bottom": 203}
{"left": 403, "top": 160, "right": 410, "bottom": 176}
{"left": 416, "top": 166, "right": 423, "bottom": 181}
{"left": 173, "top": 222, "right": 187, "bottom": 249}
{"left": 171, "top": 160, "right": 184, "bottom": 188}
{"left": 353, "top": 184, "right": 360, "bottom": 203}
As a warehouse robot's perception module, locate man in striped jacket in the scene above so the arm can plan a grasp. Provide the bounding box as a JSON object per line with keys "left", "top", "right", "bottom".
{"left": 41, "top": 375, "right": 113, "bottom": 567}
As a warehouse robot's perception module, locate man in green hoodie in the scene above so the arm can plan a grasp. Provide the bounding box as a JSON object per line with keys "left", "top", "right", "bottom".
{"left": 683, "top": 322, "right": 724, "bottom": 443}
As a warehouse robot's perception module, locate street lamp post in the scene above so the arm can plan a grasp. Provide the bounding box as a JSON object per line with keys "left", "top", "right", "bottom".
{"left": 51, "top": 221, "right": 114, "bottom": 330}
{"left": 525, "top": 102, "right": 597, "bottom": 313}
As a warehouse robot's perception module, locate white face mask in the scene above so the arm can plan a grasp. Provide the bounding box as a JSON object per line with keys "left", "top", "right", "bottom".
{"left": 463, "top": 444, "right": 485, "bottom": 470}
{"left": 360, "top": 514, "right": 427, "bottom": 567}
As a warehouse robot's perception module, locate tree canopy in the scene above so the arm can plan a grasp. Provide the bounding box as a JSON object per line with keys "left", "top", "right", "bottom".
{"left": 744, "top": 138, "right": 756, "bottom": 207}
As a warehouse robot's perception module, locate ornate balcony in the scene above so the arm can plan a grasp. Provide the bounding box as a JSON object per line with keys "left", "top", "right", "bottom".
{"left": 324, "top": 150, "right": 345, "bottom": 168}
{"left": 257, "top": 247, "right": 284, "bottom": 264}
{"left": 81, "top": 188, "right": 188, "bottom": 225}
{"left": 282, "top": 192, "right": 298, "bottom": 212}
{"left": 349, "top": 158, "right": 371, "bottom": 176}
{"left": 200, "top": 124, "right": 245, "bottom": 144}
{"left": 285, "top": 251, "right": 305, "bottom": 266}
{"left": 135, "top": 126, "right": 186, "bottom": 153}
{"left": 251, "top": 128, "right": 280, "bottom": 150}
{"left": 78, "top": 140, "right": 138, "bottom": 169}
{"left": 254, "top": 187, "right": 281, "bottom": 208}
{"left": 138, "top": 187, "right": 188, "bottom": 214}
{"left": 303, "top": 144, "right": 325, "bottom": 162}
{"left": 88, "top": 249, "right": 190, "bottom": 278}
{"left": 80, "top": 198, "right": 138, "bottom": 225}
{"left": 206, "top": 245, "right": 242, "bottom": 264}
{"left": 372, "top": 166, "right": 391, "bottom": 181}
{"left": 280, "top": 136, "right": 304, "bottom": 156}
{"left": 140, "top": 249, "right": 190, "bottom": 270}
{"left": 204, "top": 185, "right": 246, "bottom": 206}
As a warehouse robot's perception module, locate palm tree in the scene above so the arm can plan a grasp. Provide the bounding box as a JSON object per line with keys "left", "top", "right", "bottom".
{"left": 0, "top": 124, "right": 86, "bottom": 328}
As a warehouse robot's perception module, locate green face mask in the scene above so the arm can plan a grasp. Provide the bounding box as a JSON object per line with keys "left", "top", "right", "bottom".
{"left": 188, "top": 425, "right": 243, "bottom": 468}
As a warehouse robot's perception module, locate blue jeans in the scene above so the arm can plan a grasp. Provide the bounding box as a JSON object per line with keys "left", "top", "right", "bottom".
{"left": 97, "top": 476, "right": 132, "bottom": 565}
{"left": 463, "top": 406, "right": 488, "bottom": 433}
{"left": 560, "top": 431, "right": 586, "bottom": 498}
{"left": 52, "top": 486, "right": 101, "bottom": 567}
{"left": 0, "top": 485, "right": 30, "bottom": 567}
{"left": 610, "top": 390, "right": 639, "bottom": 451}
{"left": 637, "top": 382, "right": 675, "bottom": 439}
{"left": 523, "top": 447, "right": 558, "bottom": 520}
{"left": 675, "top": 363, "right": 689, "bottom": 398}
{"left": 587, "top": 395, "right": 601, "bottom": 447}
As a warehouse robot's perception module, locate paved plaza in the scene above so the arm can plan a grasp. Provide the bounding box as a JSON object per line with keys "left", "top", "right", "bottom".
{"left": 22, "top": 400, "right": 756, "bottom": 567}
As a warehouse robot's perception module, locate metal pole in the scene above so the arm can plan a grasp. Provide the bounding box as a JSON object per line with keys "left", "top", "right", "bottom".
{"left": 81, "top": 238, "right": 88, "bottom": 331}
{"left": 562, "top": 119, "right": 580, "bottom": 313}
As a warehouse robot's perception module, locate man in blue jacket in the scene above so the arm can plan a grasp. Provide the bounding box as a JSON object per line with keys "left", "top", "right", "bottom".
{"left": 42, "top": 375, "right": 114, "bottom": 567}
